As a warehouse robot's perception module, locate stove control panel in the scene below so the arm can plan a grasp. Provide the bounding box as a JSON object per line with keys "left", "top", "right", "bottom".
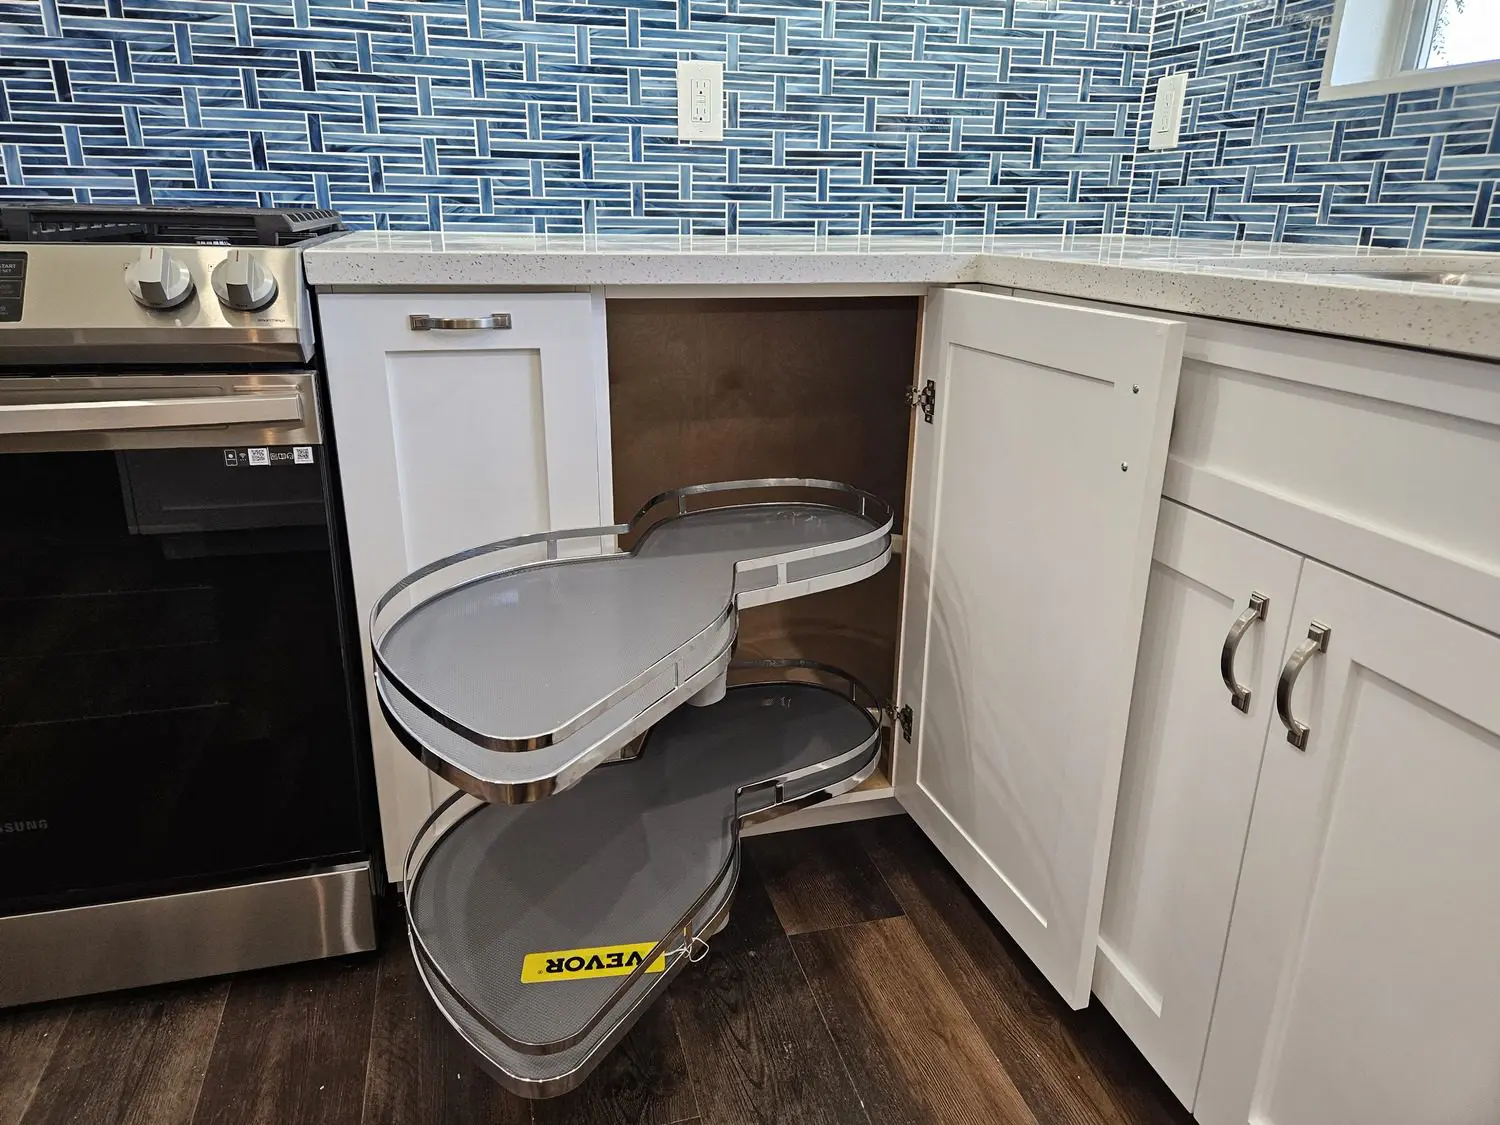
{"left": 212, "top": 250, "right": 279, "bottom": 312}
{"left": 0, "top": 242, "right": 313, "bottom": 365}
{"left": 124, "top": 247, "right": 196, "bottom": 310}
{"left": 0, "top": 252, "right": 26, "bottom": 322}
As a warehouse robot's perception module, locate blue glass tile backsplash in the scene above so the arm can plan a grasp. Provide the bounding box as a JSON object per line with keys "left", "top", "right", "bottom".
{"left": 1130, "top": 0, "right": 1500, "bottom": 249}
{"left": 0, "top": 0, "right": 1495, "bottom": 245}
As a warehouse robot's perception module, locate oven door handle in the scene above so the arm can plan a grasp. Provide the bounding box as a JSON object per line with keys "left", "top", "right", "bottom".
{"left": 0, "top": 391, "right": 305, "bottom": 436}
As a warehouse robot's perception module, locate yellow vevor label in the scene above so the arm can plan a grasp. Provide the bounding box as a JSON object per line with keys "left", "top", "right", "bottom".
{"left": 520, "top": 942, "right": 667, "bottom": 983}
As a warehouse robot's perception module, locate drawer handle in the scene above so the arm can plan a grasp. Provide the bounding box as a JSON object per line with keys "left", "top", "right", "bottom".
{"left": 1276, "top": 621, "right": 1331, "bottom": 750}
{"left": 1220, "top": 591, "right": 1269, "bottom": 713}
{"left": 408, "top": 313, "right": 512, "bottom": 331}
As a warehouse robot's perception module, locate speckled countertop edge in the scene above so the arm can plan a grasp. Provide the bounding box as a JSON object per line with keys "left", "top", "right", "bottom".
{"left": 304, "top": 234, "right": 1500, "bottom": 361}
{"left": 970, "top": 256, "right": 1500, "bottom": 361}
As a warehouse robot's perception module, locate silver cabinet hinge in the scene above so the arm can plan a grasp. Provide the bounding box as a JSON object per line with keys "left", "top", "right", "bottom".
{"left": 906, "top": 380, "right": 935, "bottom": 424}
{"left": 885, "top": 702, "right": 914, "bottom": 743}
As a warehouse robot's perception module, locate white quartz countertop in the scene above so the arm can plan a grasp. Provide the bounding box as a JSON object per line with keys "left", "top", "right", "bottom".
{"left": 305, "top": 233, "right": 1500, "bottom": 360}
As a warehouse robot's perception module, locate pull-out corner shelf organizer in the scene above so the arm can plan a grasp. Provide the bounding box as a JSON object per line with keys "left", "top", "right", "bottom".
{"left": 374, "top": 480, "right": 894, "bottom": 1098}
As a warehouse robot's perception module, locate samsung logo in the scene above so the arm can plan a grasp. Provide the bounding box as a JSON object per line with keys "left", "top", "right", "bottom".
{"left": 1, "top": 819, "right": 47, "bottom": 834}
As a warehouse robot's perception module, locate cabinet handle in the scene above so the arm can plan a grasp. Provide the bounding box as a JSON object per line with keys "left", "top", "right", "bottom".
{"left": 408, "top": 313, "right": 512, "bottom": 331}
{"left": 1275, "top": 621, "right": 1331, "bottom": 751}
{"left": 1220, "top": 591, "right": 1269, "bottom": 713}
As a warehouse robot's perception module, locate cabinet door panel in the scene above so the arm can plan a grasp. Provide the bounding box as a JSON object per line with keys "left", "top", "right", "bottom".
{"left": 1094, "top": 501, "right": 1302, "bottom": 1108}
{"left": 896, "top": 287, "right": 1185, "bottom": 1006}
{"left": 1197, "top": 561, "right": 1500, "bottom": 1125}
{"left": 321, "top": 291, "right": 611, "bottom": 874}
{"left": 386, "top": 349, "right": 551, "bottom": 567}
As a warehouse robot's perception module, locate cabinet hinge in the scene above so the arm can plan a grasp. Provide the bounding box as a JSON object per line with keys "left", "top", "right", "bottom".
{"left": 905, "top": 380, "right": 935, "bottom": 424}
{"left": 885, "top": 702, "right": 914, "bottom": 743}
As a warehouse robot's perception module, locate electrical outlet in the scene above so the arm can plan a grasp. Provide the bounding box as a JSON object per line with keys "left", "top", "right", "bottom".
{"left": 1149, "top": 71, "right": 1190, "bottom": 151}
{"left": 676, "top": 60, "right": 723, "bottom": 142}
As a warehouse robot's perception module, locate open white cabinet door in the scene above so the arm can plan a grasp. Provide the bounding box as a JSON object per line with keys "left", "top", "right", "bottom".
{"left": 895, "top": 287, "right": 1185, "bottom": 1007}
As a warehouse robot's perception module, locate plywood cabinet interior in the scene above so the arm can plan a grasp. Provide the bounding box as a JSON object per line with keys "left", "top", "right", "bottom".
{"left": 605, "top": 296, "right": 919, "bottom": 746}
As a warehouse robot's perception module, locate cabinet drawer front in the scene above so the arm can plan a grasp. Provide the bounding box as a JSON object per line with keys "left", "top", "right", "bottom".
{"left": 323, "top": 290, "right": 591, "bottom": 351}
{"left": 1167, "top": 326, "right": 1500, "bottom": 636}
{"left": 1012, "top": 289, "right": 1500, "bottom": 635}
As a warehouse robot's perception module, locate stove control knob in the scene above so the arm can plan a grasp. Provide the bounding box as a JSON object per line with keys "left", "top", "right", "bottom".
{"left": 124, "top": 247, "right": 195, "bottom": 310}
{"left": 211, "top": 250, "right": 279, "bottom": 312}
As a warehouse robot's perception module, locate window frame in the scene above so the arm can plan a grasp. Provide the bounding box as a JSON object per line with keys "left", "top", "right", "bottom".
{"left": 1322, "top": 0, "right": 1500, "bottom": 101}
{"left": 1402, "top": 0, "right": 1445, "bottom": 72}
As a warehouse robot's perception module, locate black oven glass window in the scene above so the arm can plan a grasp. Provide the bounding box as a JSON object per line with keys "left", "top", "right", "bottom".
{"left": 0, "top": 449, "right": 366, "bottom": 912}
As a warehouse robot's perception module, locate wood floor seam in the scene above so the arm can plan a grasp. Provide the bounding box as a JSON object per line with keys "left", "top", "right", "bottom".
{"left": 791, "top": 916, "right": 1041, "bottom": 1125}
{"left": 357, "top": 953, "right": 384, "bottom": 1125}
{"left": 855, "top": 821, "right": 905, "bottom": 914}
{"left": 5, "top": 1005, "right": 73, "bottom": 1125}
{"left": 781, "top": 922, "right": 879, "bottom": 1125}
{"left": 897, "top": 917, "right": 1044, "bottom": 1116}
{"left": 183, "top": 986, "right": 229, "bottom": 1125}
{"left": 662, "top": 987, "right": 701, "bottom": 1125}
{"left": 858, "top": 821, "right": 1191, "bottom": 1124}
{"left": 660, "top": 997, "right": 710, "bottom": 1125}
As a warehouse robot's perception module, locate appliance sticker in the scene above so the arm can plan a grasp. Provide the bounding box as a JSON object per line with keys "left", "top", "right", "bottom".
{"left": 0, "top": 251, "right": 26, "bottom": 322}
{"left": 519, "top": 942, "right": 667, "bottom": 983}
{"left": 223, "top": 447, "right": 314, "bottom": 467}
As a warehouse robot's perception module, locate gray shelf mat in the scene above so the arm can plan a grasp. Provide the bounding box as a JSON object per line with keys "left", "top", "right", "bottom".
{"left": 414, "top": 861, "right": 737, "bottom": 1096}
{"left": 379, "top": 505, "right": 881, "bottom": 745}
{"left": 408, "top": 681, "right": 878, "bottom": 1052}
{"left": 377, "top": 620, "right": 733, "bottom": 793}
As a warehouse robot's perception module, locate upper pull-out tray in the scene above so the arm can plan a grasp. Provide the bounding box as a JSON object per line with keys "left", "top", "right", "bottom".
{"left": 404, "top": 662, "right": 883, "bottom": 1099}
{"left": 373, "top": 480, "right": 892, "bottom": 804}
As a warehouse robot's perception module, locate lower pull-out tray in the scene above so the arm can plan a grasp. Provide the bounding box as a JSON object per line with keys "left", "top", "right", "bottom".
{"left": 374, "top": 480, "right": 892, "bottom": 805}
{"left": 404, "top": 662, "right": 883, "bottom": 1098}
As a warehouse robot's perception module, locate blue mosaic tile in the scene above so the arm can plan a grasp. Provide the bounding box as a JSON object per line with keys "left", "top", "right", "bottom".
{"left": 0, "top": 0, "right": 1150, "bottom": 234}
{"left": 1127, "top": 0, "right": 1500, "bottom": 249}
{"left": 0, "top": 0, "right": 1494, "bottom": 244}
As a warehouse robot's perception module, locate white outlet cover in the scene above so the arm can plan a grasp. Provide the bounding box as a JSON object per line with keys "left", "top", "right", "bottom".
{"left": 1149, "top": 71, "right": 1190, "bottom": 151}
{"left": 677, "top": 60, "right": 723, "bottom": 142}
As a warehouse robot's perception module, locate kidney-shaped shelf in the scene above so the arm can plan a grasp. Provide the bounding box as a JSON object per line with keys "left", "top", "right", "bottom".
{"left": 404, "top": 662, "right": 884, "bottom": 1098}
{"left": 373, "top": 479, "right": 892, "bottom": 804}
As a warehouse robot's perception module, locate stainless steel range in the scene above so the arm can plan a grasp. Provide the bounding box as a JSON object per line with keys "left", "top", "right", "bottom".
{"left": 0, "top": 205, "right": 380, "bottom": 1007}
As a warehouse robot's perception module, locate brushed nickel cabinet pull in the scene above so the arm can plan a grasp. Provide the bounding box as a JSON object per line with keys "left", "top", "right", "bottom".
{"left": 408, "top": 313, "right": 512, "bottom": 331}
{"left": 1220, "top": 591, "right": 1269, "bottom": 713}
{"left": 1276, "top": 621, "right": 1331, "bottom": 750}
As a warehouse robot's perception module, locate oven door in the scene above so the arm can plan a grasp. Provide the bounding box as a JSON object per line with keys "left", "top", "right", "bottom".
{"left": 0, "top": 373, "right": 371, "bottom": 913}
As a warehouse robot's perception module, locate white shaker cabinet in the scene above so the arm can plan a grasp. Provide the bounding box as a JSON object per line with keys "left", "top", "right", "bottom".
{"left": 1094, "top": 500, "right": 1303, "bottom": 1107}
{"left": 1195, "top": 561, "right": 1500, "bottom": 1125}
{"left": 320, "top": 291, "right": 612, "bottom": 873}
{"left": 1013, "top": 284, "right": 1500, "bottom": 1117}
{"left": 320, "top": 282, "right": 1192, "bottom": 1021}
{"left": 896, "top": 287, "right": 1184, "bottom": 1007}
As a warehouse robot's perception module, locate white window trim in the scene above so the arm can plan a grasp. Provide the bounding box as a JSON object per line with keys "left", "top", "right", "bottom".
{"left": 1321, "top": 0, "right": 1500, "bottom": 101}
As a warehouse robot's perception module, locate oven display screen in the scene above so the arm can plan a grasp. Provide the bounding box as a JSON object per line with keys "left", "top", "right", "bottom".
{"left": 0, "top": 252, "right": 25, "bottom": 322}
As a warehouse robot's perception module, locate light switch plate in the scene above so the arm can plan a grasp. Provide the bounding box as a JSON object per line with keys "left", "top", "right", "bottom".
{"left": 676, "top": 60, "right": 723, "bottom": 142}
{"left": 1149, "top": 70, "right": 1189, "bottom": 151}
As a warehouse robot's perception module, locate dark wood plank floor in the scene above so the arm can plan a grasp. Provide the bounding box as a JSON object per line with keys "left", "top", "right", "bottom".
{"left": 0, "top": 817, "right": 1193, "bottom": 1125}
